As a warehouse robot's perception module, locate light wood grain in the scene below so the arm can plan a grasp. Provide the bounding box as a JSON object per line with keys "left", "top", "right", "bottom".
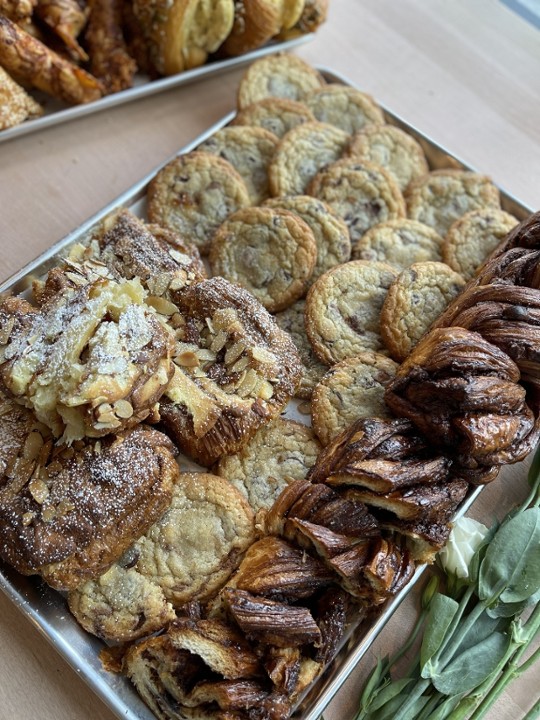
{"left": 1, "top": 1, "right": 540, "bottom": 718}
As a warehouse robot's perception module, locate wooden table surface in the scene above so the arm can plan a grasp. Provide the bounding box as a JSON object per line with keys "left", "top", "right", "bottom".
{"left": 1, "top": 1, "right": 540, "bottom": 718}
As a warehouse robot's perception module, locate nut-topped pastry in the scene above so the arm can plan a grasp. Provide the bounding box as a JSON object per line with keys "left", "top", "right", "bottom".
{"left": 159, "top": 277, "right": 302, "bottom": 466}
{"left": 0, "top": 265, "right": 175, "bottom": 441}
{"left": 0, "top": 390, "right": 178, "bottom": 590}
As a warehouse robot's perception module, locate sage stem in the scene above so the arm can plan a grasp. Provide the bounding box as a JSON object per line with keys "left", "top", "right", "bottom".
{"left": 523, "top": 696, "right": 540, "bottom": 720}
{"left": 391, "top": 678, "right": 430, "bottom": 720}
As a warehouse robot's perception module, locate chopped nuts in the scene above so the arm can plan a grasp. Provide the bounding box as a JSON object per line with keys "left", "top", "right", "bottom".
{"left": 29, "top": 476, "right": 49, "bottom": 504}
{"left": 225, "top": 341, "right": 246, "bottom": 366}
{"left": 258, "top": 380, "right": 274, "bottom": 401}
{"left": 146, "top": 296, "right": 178, "bottom": 316}
{"left": 175, "top": 351, "right": 200, "bottom": 368}
{"left": 113, "top": 399, "right": 134, "bottom": 419}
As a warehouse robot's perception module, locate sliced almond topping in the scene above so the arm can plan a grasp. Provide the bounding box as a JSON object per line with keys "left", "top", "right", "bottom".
{"left": 225, "top": 341, "right": 246, "bottom": 366}
{"left": 29, "top": 476, "right": 49, "bottom": 504}
{"left": 205, "top": 317, "right": 215, "bottom": 334}
{"left": 22, "top": 431, "right": 44, "bottom": 462}
{"left": 146, "top": 296, "right": 178, "bottom": 316}
{"left": 56, "top": 499, "right": 75, "bottom": 516}
{"left": 169, "top": 276, "right": 188, "bottom": 291}
{"left": 231, "top": 355, "right": 250, "bottom": 373}
{"left": 0, "top": 316, "right": 15, "bottom": 345}
{"left": 210, "top": 330, "right": 228, "bottom": 353}
{"left": 251, "top": 346, "right": 276, "bottom": 364}
{"left": 170, "top": 313, "right": 186, "bottom": 329}
{"left": 113, "top": 399, "right": 134, "bottom": 419}
{"left": 95, "top": 402, "right": 113, "bottom": 420}
{"left": 169, "top": 248, "right": 191, "bottom": 265}
{"left": 22, "top": 511, "right": 35, "bottom": 527}
{"left": 176, "top": 351, "right": 200, "bottom": 368}
{"left": 237, "top": 368, "right": 259, "bottom": 397}
{"left": 41, "top": 506, "right": 56, "bottom": 523}
{"left": 258, "top": 380, "right": 274, "bottom": 401}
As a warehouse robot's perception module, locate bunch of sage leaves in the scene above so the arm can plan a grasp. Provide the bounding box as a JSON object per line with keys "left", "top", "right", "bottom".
{"left": 354, "top": 442, "right": 540, "bottom": 720}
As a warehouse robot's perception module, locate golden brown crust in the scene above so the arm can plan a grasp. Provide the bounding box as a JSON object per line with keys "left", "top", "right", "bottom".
{"left": 0, "top": 407, "right": 178, "bottom": 589}
{"left": 85, "top": 0, "right": 137, "bottom": 93}
{"left": 0, "top": 66, "right": 43, "bottom": 130}
{"left": 0, "top": 0, "right": 37, "bottom": 22}
{"left": 0, "top": 270, "right": 174, "bottom": 441}
{"left": 209, "top": 206, "right": 318, "bottom": 313}
{"left": 221, "top": 0, "right": 282, "bottom": 56}
{"left": 35, "top": 0, "right": 89, "bottom": 61}
{"left": 160, "top": 277, "right": 302, "bottom": 466}
{"left": 352, "top": 218, "right": 444, "bottom": 268}
{"left": 0, "top": 15, "right": 104, "bottom": 104}
{"left": 277, "top": 0, "right": 328, "bottom": 39}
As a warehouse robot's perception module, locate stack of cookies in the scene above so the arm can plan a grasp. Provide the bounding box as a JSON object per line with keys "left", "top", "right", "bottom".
{"left": 0, "top": 52, "right": 535, "bottom": 720}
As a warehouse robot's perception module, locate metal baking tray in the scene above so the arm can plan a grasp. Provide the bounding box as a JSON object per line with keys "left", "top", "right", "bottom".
{"left": 0, "top": 67, "right": 534, "bottom": 720}
{"left": 0, "top": 34, "right": 312, "bottom": 145}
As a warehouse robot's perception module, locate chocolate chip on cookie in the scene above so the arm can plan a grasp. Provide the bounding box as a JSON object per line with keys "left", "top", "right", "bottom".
{"left": 147, "top": 152, "right": 251, "bottom": 255}
{"left": 348, "top": 124, "right": 429, "bottom": 191}
{"left": 352, "top": 218, "right": 444, "bottom": 269}
{"left": 209, "top": 206, "right": 318, "bottom": 313}
{"left": 264, "top": 194, "right": 351, "bottom": 282}
{"left": 306, "top": 83, "right": 385, "bottom": 134}
{"left": 237, "top": 52, "right": 325, "bottom": 109}
{"left": 308, "top": 157, "right": 407, "bottom": 244}
{"left": 380, "top": 261, "right": 466, "bottom": 361}
{"left": 305, "top": 259, "right": 398, "bottom": 364}
{"left": 405, "top": 169, "right": 501, "bottom": 237}
{"left": 269, "top": 121, "right": 349, "bottom": 196}
{"left": 197, "top": 126, "right": 279, "bottom": 205}
{"left": 217, "top": 417, "right": 321, "bottom": 513}
{"left": 442, "top": 207, "right": 519, "bottom": 280}
{"left": 311, "top": 351, "right": 398, "bottom": 445}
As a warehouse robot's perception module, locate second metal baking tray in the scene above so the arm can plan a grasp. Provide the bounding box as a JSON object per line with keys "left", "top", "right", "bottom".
{"left": 0, "top": 34, "right": 312, "bottom": 145}
{"left": 0, "top": 67, "right": 533, "bottom": 720}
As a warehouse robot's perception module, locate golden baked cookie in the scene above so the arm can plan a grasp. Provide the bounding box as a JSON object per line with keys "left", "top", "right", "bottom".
{"left": 274, "top": 299, "right": 327, "bottom": 399}
{"left": 264, "top": 195, "right": 351, "bottom": 282}
{"left": 216, "top": 417, "right": 321, "bottom": 513}
{"left": 442, "top": 207, "right": 519, "bottom": 280}
{"left": 268, "top": 121, "right": 349, "bottom": 196}
{"left": 231, "top": 97, "right": 315, "bottom": 138}
{"left": 307, "top": 158, "right": 407, "bottom": 244}
{"left": 277, "top": 0, "right": 328, "bottom": 39}
{"left": 132, "top": 0, "right": 234, "bottom": 75}
{"left": 209, "top": 207, "right": 317, "bottom": 313}
{"left": 305, "top": 260, "right": 398, "bottom": 364}
{"left": 306, "top": 84, "right": 385, "bottom": 135}
{"left": 348, "top": 124, "right": 429, "bottom": 192}
{"left": 352, "top": 218, "right": 444, "bottom": 269}
{"left": 311, "top": 352, "right": 398, "bottom": 445}
{"left": 160, "top": 277, "right": 302, "bottom": 467}
{"left": 197, "top": 126, "right": 279, "bottom": 205}
{"left": 69, "top": 472, "right": 255, "bottom": 641}
{"left": 380, "top": 261, "right": 466, "bottom": 362}
{"left": 0, "top": 398, "right": 178, "bottom": 591}
{"left": 221, "top": 0, "right": 281, "bottom": 56}
{"left": 0, "top": 66, "right": 43, "bottom": 130}
{"left": 405, "top": 169, "right": 501, "bottom": 237}
{"left": 67, "top": 564, "right": 176, "bottom": 643}
{"left": 0, "top": 271, "right": 174, "bottom": 442}
{"left": 147, "top": 152, "right": 251, "bottom": 255}
{"left": 237, "top": 52, "right": 325, "bottom": 110}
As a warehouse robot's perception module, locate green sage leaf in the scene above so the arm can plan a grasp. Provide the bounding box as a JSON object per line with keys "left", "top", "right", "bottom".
{"left": 479, "top": 508, "right": 540, "bottom": 604}
{"left": 424, "top": 695, "right": 463, "bottom": 720}
{"left": 486, "top": 588, "right": 540, "bottom": 618}
{"left": 454, "top": 610, "right": 509, "bottom": 653}
{"left": 371, "top": 693, "right": 430, "bottom": 720}
{"left": 432, "top": 631, "right": 509, "bottom": 695}
{"left": 420, "top": 593, "right": 459, "bottom": 675}
{"left": 369, "top": 678, "right": 413, "bottom": 712}
{"left": 359, "top": 656, "right": 388, "bottom": 711}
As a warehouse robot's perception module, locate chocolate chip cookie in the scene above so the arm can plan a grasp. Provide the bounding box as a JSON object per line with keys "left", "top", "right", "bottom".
{"left": 405, "top": 169, "right": 501, "bottom": 237}
{"left": 147, "top": 152, "right": 251, "bottom": 255}
{"left": 380, "top": 261, "right": 466, "bottom": 361}
{"left": 307, "top": 158, "right": 407, "bottom": 244}
{"left": 231, "top": 97, "right": 315, "bottom": 138}
{"left": 305, "top": 260, "right": 398, "bottom": 364}
{"left": 311, "top": 352, "right": 398, "bottom": 445}
{"left": 209, "top": 206, "right": 317, "bottom": 313}
{"left": 352, "top": 218, "right": 444, "bottom": 269}
{"left": 306, "top": 84, "right": 385, "bottom": 134}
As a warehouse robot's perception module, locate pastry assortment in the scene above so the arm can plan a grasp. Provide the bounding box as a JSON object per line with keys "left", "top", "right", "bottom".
{"left": 0, "top": 0, "right": 328, "bottom": 132}
{"left": 0, "top": 52, "right": 538, "bottom": 720}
